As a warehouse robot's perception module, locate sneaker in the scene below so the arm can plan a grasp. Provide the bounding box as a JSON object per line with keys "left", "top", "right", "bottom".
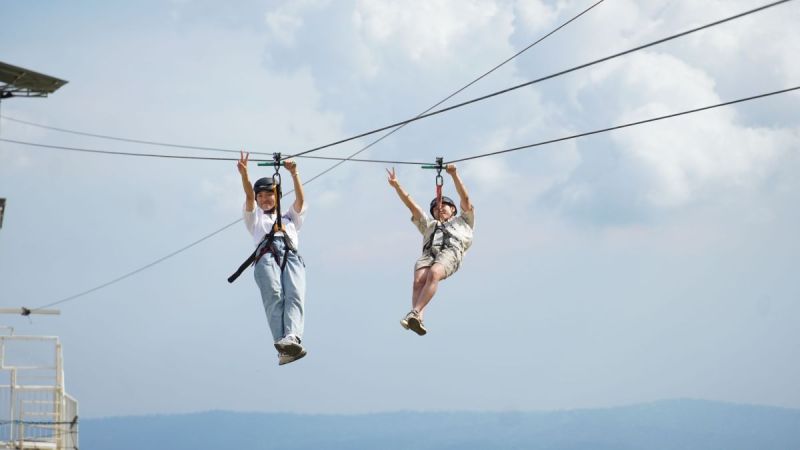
{"left": 407, "top": 313, "right": 427, "bottom": 336}
{"left": 278, "top": 349, "right": 307, "bottom": 366}
{"left": 400, "top": 310, "right": 418, "bottom": 330}
{"left": 274, "top": 335, "right": 304, "bottom": 356}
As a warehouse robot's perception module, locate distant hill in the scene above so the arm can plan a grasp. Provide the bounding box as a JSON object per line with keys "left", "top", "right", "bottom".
{"left": 80, "top": 399, "right": 800, "bottom": 450}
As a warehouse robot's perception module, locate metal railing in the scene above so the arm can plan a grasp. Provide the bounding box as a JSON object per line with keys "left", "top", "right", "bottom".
{"left": 0, "top": 333, "right": 78, "bottom": 450}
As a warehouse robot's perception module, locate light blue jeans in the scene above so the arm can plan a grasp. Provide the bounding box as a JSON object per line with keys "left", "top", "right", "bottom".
{"left": 253, "top": 238, "right": 306, "bottom": 343}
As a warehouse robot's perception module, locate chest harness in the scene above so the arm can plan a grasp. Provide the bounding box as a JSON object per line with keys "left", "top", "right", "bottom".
{"left": 423, "top": 221, "right": 457, "bottom": 255}
{"left": 228, "top": 153, "right": 298, "bottom": 283}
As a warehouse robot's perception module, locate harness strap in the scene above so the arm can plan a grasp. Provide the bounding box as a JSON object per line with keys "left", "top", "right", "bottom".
{"left": 423, "top": 221, "right": 455, "bottom": 253}
{"left": 228, "top": 227, "right": 299, "bottom": 283}
{"left": 279, "top": 246, "right": 292, "bottom": 272}
{"left": 261, "top": 236, "right": 295, "bottom": 271}
{"left": 228, "top": 250, "right": 258, "bottom": 283}
{"left": 435, "top": 183, "right": 443, "bottom": 220}
{"left": 228, "top": 227, "right": 276, "bottom": 283}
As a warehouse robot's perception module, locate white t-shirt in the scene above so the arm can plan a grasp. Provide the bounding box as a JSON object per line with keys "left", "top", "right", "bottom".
{"left": 243, "top": 202, "right": 307, "bottom": 247}
{"left": 412, "top": 208, "right": 475, "bottom": 255}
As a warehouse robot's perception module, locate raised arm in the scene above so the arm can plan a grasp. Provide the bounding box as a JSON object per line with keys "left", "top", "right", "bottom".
{"left": 446, "top": 164, "right": 473, "bottom": 212}
{"left": 387, "top": 167, "right": 425, "bottom": 221}
{"left": 284, "top": 159, "right": 304, "bottom": 213}
{"left": 238, "top": 151, "right": 255, "bottom": 212}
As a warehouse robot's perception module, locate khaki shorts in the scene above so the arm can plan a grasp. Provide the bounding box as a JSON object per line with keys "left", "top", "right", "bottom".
{"left": 414, "top": 248, "right": 463, "bottom": 279}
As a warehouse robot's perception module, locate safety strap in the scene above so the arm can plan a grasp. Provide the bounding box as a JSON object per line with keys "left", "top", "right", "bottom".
{"left": 227, "top": 218, "right": 299, "bottom": 283}
{"left": 227, "top": 250, "right": 258, "bottom": 283}
{"left": 255, "top": 232, "right": 297, "bottom": 267}
{"left": 435, "top": 157, "right": 444, "bottom": 219}
{"left": 423, "top": 221, "right": 454, "bottom": 254}
{"left": 228, "top": 227, "right": 276, "bottom": 283}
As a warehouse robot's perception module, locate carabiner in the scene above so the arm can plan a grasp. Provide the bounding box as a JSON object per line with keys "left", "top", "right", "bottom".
{"left": 272, "top": 152, "right": 283, "bottom": 186}
{"left": 434, "top": 156, "right": 444, "bottom": 186}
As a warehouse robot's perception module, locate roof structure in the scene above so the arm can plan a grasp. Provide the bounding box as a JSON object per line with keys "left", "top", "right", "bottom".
{"left": 0, "top": 62, "right": 67, "bottom": 98}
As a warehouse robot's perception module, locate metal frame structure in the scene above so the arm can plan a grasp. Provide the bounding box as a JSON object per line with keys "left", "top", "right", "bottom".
{"left": 0, "top": 62, "right": 67, "bottom": 99}
{"left": 0, "top": 328, "right": 78, "bottom": 450}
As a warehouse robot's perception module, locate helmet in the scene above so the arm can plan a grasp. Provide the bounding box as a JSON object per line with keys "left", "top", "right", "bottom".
{"left": 429, "top": 196, "right": 457, "bottom": 217}
{"left": 253, "top": 177, "right": 277, "bottom": 195}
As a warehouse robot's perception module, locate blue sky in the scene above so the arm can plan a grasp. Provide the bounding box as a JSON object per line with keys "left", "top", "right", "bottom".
{"left": 1, "top": 0, "right": 799, "bottom": 418}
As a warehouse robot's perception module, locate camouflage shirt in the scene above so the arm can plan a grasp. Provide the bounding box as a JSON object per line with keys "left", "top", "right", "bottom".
{"left": 412, "top": 208, "right": 475, "bottom": 256}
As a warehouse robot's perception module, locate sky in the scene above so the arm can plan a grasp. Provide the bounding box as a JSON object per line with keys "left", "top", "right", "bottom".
{"left": 1, "top": 0, "right": 799, "bottom": 418}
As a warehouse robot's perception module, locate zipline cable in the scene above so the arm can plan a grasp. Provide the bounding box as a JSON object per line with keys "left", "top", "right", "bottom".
{"left": 0, "top": 139, "right": 427, "bottom": 165}
{"left": 25, "top": 84, "right": 799, "bottom": 313}
{"left": 0, "top": 139, "right": 250, "bottom": 160}
{"left": 6, "top": 86, "right": 799, "bottom": 168}
{"left": 285, "top": 0, "right": 794, "bottom": 160}
{"left": 0, "top": 0, "right": 607, "bottom": 162}
{"left": 448, "top": 85, "right": 800, "bottom": 163}
{"left": 0, "top": 115, "right": 244, "bottom": 154}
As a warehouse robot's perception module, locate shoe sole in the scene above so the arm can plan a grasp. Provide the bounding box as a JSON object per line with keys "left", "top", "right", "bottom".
{"left": 407, "top": 316, "right": 427, "bottom": 336}
{"left": 279, "top": 349, "right": 307, "bottom": 366}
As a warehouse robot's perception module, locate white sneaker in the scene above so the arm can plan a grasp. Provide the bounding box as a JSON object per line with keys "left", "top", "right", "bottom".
{"left": 275, "top": 335, "right": 304, "bottom": 356}
{"left": 407, "top": 314, "right": 427, "bottom": 336}
{"left": 400, "top": 310, "right": 418, "bottom": 330}
{"left": 278, "top": 349, "right": 307, "bottom": 366}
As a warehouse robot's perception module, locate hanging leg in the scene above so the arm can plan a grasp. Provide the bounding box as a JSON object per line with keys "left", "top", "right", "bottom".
{"left": 413, "top": 263, "right": 447, "bottom": 319}
{"left": 253, "top": 255, "right": 284, "bottom": 344}
{"left": 281, "top": 251, "right": 306, "bottom": 341}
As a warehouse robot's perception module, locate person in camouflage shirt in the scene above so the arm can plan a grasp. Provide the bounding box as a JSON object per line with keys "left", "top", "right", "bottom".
{"left": 387, "top": 164, "right": 474, "bottom": 336}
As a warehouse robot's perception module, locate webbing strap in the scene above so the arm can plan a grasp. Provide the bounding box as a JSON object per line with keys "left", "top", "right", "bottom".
{"left": 228, "top": 227, "right": 276, "bottom": 283}
{"left": 423, "top": 222, "right": 454, "bottom": 254}
{"left": 272, "top": 181, "right": 284, "bottom": 233}
{"left": 228, "top": 250, "right": 257, "bottom": 283}
{"left": 435, "top": 183, "right": 443, "bottom": 221}
{"left": 279, "top": 247, "right": 292, "bottom": 272}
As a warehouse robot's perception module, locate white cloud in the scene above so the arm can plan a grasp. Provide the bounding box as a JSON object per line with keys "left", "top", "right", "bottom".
{"left": 353, "top": 0, "right": 510, "bottom": 64}
{"left": 265, "top": 9, "right": 303, "bottom": 45}
{"left": 680, "top": 0, "right": 800, "bottom": 87}
{"left": 602, "top": 52, "right": 794, "bottom": 208}
{"left": 514, "top": 0, "right": 560, "bottom": 32}
{"left": 264, "top": 0, "right": 332, "bottom": 46}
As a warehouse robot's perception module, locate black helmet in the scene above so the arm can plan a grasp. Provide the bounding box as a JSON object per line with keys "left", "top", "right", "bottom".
{"left": 253, "top": 177, "right": 277, "bottom": 195}
{"left": 429, "top": 196, "right": 457, "bottom": 217}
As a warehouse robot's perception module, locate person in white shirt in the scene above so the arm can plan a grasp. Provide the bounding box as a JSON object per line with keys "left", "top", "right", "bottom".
{"left": 238, "top": 152, "right": 308, "bottom": 365}
{"left": 387, "top": 164, "right": 475, "bottom": 336}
